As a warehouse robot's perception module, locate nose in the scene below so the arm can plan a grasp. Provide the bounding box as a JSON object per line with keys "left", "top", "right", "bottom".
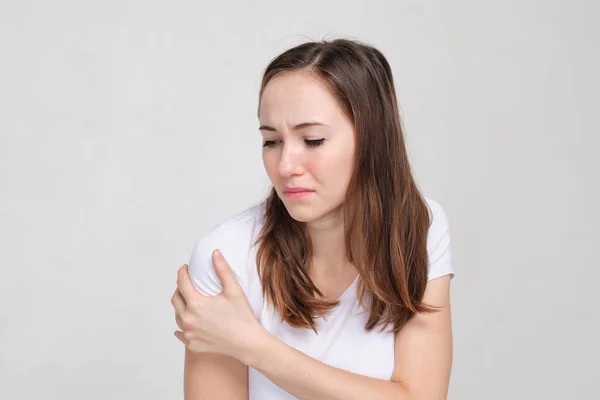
{"left": 278, "top": 142, "right": 304, "bottom": 178}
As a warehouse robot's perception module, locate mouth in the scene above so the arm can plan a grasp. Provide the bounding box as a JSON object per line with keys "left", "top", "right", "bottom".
{"left": 283, "top": 189, "right": 315, "bottom": 199}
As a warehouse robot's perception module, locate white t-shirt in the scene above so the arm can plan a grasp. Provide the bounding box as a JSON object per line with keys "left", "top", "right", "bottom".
{"left": 187, "top": 197, "right": 454, "bottom": 399}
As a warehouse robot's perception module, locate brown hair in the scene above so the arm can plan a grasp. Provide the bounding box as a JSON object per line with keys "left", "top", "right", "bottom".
{"left": 254, "top": 38, "right": 436, "bottom": 334}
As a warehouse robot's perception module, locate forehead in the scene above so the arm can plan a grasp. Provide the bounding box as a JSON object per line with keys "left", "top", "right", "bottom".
{"left": 259, "top": 72, "right": 344, "bottom": 122}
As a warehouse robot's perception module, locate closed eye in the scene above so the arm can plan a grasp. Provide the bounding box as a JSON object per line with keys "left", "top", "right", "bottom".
{"left": 262, "top": 140, "right": 277, "bottom": 148}
{"left": 305, "top": 138, "right": 325, "bottom": 147}
{"left": 262, "top": 139, "right": 325, "bottom": 148}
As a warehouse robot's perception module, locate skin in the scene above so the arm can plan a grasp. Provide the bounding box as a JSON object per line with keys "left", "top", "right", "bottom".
{"left": 258, "top": 70, "right": 358, "bottom": 294}
{"left": 172, "top": 71, "right": 453, "bottom": 399}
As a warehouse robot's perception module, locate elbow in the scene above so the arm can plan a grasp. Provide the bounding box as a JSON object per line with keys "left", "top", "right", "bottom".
{"left": 390, "top": 381, "right": 415, "bottom": 400}
{"left": 390, "top": 382, "right": 447, "bottom": 400}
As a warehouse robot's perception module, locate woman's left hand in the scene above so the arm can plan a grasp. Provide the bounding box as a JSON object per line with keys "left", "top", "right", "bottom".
{"left": 171, "top": 249, "right": 266, "bottom": 362}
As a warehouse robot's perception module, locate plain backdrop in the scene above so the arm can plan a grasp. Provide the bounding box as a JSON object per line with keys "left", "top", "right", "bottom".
{"left": 1, "top": 0, "right": 598, "bottom": 399}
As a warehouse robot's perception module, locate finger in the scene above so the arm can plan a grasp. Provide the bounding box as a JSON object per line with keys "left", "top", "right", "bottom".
{"left": 175, "top": 313, "right": 184, "bottom": 331}
{"left": 177, "top": 264, "right": 203, "bottom": 303}
{"left": 172, "top": 287, "right": 186, "bottom": 306}
{"left": 174, "top": 330, "right": 188, "bottom": 345}
{"left": 171, "top": 288, "right": 187, "bottom": 314}
{"left": 212, "top": 249, "right": 242, "bottom": 295}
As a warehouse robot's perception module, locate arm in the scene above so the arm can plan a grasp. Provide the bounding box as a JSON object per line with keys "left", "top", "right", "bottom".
{"left": 243, "top": 275, "right": 453, "bottom": 400}
{"left": 182, "top": 230, "right": 254, "bottom": 399}
{"left": 390, "top": 274, "right": 453, "bottom": 399}
{"left": 184, "top": 348, "right": 248, "bottom": 400}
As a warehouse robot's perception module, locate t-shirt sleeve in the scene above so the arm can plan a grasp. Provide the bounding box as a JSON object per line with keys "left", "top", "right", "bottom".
{"left": 426, "top": 199, "right": 455, "bottom": 281}
{"left": 186, "top": 221, "right": 252, "bottom": 297}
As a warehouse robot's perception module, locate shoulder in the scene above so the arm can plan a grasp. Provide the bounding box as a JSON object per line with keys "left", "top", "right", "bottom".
{"left": 187, "top": 202, "right": 265, "bottom": 296}
{"left": 424, "top": 197, "right": 449, "bottom": 237}
{"left": 192, "top": 202, "right": 264, "bottom": 252}
{"left": 423, "top": 197, "right": 454, "bottom": 281}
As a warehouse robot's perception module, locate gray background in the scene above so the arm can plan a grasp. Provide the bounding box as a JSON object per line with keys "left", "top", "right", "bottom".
{"left": 1, "top": 0, "right": 598, "bottom": 398}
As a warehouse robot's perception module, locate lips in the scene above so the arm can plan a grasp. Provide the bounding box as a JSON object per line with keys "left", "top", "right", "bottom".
{"left": 283, "top": 187, "right": 314, "bottom": 193}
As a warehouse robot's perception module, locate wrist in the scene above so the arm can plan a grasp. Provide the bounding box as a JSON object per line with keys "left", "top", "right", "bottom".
{"left": 240, "top": 326, "right": 275, "bottom": 368}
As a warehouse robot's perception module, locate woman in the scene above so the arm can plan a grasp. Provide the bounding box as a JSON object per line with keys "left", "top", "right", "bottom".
{"left": 171, "top": 38, "right": 454, "bottom": 399}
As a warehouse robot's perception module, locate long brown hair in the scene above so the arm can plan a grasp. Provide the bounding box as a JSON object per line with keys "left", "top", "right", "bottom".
{"left": 254, "top": 38, "right": 436, "bottom": 334}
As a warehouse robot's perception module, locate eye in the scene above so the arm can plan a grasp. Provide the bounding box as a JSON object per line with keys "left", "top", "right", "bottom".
{"left": 305, "top": 139, "right": 325, "bottom": 147}
{"left": 262, "top": 139, "right": 325, "bottom": 148}
{"left": 262, "top": 140, "right": 278, "bottom": 148}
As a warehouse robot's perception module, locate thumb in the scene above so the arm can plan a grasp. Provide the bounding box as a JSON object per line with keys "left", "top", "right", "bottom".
{"left": 212, "top": 249, "right": 241, "bottom": 294}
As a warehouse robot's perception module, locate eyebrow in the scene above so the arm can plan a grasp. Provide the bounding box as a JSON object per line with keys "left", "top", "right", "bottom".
{"left": 258, "top": 121, "right": 329, "bottom": 132}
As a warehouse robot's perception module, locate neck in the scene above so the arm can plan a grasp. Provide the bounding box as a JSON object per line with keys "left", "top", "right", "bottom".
{"left": 306, "top": 208, "right": 353, "bottom": 277}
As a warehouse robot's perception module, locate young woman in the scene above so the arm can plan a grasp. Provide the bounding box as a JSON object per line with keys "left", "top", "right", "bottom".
{"left": 171, "top": 38, "right": 455, "bottom": 400}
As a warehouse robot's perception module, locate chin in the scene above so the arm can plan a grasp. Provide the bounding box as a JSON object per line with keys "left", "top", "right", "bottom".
{"left": 282, "top": 204, "right": 319, "bottom": 223}
{"left": 282, "top": 202, "right": 344, "bottom": 225}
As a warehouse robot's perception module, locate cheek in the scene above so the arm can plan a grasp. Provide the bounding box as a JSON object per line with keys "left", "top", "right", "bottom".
{"left": 311, "top": 147, "right": 354, "bottom": 182}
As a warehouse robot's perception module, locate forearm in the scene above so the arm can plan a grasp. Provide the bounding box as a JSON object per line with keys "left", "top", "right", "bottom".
{"left": 243, "top": 331, "right": 412, "bottom": 400}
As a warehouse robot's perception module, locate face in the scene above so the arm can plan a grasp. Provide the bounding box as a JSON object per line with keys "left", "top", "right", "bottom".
{"left": 259, "top": 71, "right": 356, "bottom": 224}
